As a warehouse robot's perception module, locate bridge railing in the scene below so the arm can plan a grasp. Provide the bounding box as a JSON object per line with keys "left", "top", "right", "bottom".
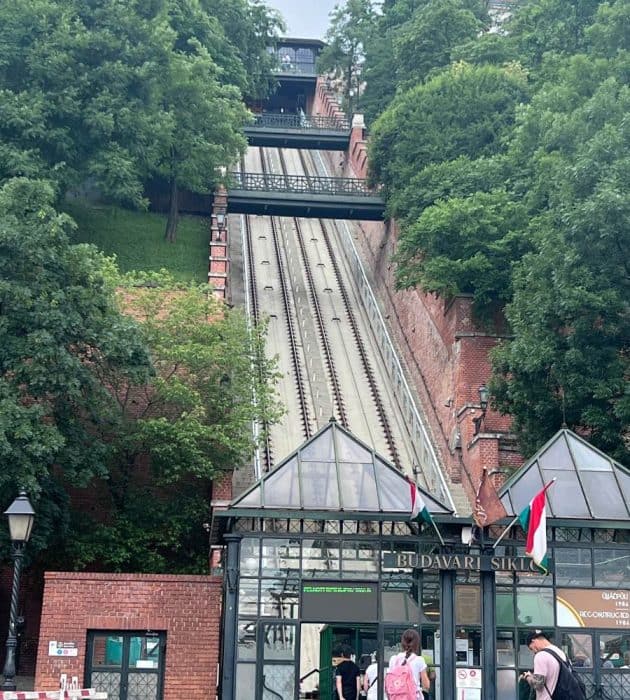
{"left": 250, "top": 114, "right": 350, "bottom": 132}
{"left": 230, "top": 172, "right": 379, "bottom": 198}
{"left": 271, "top": 61, "right": 317, "bottom": 76}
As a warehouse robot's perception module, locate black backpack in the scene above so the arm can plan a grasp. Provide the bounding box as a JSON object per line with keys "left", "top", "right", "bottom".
{"left": 540, "top": 648, "right": 587, "bottom": 700}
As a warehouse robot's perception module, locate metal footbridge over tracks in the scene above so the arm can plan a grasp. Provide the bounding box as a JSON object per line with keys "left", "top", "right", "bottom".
{"left": 227, "top": 170, "right": 385, "bottom": 221}
{"left": 244, "top": 114, "right": 351, "bottom": 150}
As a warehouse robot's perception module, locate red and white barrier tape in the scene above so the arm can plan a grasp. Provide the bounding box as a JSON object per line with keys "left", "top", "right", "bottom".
{"left": 0, "top": 691, "right": 106, "bottom": 699}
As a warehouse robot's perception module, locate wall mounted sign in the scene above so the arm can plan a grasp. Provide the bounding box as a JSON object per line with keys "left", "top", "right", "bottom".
{"left": 556, "top": 588, "right": 630, "bottom": 628}
{"left": 301, "top": 581, "right": 378, "bottom": 622}
{"left": 382, "top": 552, "right": 549, "bottom": 573}
{"left": 48, "top": 641, "right": 78, "bottom": 657}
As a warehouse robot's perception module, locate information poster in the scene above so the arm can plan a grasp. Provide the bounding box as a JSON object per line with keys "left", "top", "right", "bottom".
{"left": 456, "top": 668, "right": 482, "bottom": 700}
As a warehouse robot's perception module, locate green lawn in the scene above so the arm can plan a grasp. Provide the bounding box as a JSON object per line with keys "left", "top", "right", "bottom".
{"left": 65, "top": 201, "right": 209, "bottom": 283}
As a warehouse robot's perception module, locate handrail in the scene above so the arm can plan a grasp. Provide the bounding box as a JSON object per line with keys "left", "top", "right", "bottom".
{"left": 300, "top": 666, "right": 332, "bottom": 683}
{"left": 309, "top": 149, "right": 458, "bottom": 513}
{"left": 271, "top": 61, "right": 317, "bottom": 76}
{"left": 230, "top": 172, "right": 378, "bottom": 198}
{"left": 250, "top": 113, "right": 351, "bottom": 132}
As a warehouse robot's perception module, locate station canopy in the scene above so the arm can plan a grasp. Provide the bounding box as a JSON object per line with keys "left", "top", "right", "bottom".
{"left": 499, "top": 428, "right": 630, "bottom": 521}
{"left": 229, "top": 418, "right": 453, "bottom": 518}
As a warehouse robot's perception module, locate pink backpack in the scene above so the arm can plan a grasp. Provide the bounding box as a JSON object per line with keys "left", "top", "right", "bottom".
{"left": 384, "top": 655, "right": 417, "bottom": 700}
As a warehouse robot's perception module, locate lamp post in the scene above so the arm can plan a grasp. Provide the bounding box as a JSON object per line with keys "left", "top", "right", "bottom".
{"left": 2, "top": 491, "right": 35, "bottom": 691}
{"left": 473, "top": 385, "right": 490, "bottom": 435}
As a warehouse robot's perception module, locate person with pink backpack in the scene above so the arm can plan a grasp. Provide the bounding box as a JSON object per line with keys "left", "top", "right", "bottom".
{"left": 384, "top": 629, "right": 431, "bottom": 700}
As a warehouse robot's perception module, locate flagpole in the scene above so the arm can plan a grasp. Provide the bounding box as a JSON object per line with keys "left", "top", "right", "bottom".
{"left": 430, "top": 519, "right": 445, "bottom": 547}
{"left": 491, "top": 515, "right": 519, "bottom": 549}
{"left": 492, "top": 478, "right": 556, "bottom": 550}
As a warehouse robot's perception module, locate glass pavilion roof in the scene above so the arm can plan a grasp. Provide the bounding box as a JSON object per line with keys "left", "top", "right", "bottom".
{"left": 230, "top": 418, "right": 453, "bottom": 516}
{"left": 499, "top": 429, "right": 630, "bottom": 521}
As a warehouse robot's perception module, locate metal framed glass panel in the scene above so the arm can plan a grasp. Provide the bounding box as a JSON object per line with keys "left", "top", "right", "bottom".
{"left": 86, "top": 631, "right": 165, "bottom": 700}
{"left": 554, "top": 547, "right": 592, "bottom": 586}
{"left": 594, "top": 548, "right": 630, "bottom": 587}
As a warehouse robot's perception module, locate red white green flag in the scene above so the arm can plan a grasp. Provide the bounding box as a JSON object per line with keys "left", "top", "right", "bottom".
{"left": 518, "top": 481, "right": 555, "bottom": 573}
{"left": 407, "top": 478, "right": 434, "bottom": 525}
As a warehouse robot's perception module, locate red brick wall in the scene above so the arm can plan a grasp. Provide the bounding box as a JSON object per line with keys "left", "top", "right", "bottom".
{"left": 35, "top": 573, "right": 222, "bottom": 699}
{"left": 312, "top": 78, "right": 347, "bottom": 125}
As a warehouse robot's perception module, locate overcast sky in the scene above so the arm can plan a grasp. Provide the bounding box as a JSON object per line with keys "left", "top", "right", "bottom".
{"left": 264, "top": 1, "right": 337, "bottom": 40}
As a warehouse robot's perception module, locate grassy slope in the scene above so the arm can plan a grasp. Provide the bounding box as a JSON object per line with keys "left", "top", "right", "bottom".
{"left": 65, "top": 202, "right": 209, "bottom": 283}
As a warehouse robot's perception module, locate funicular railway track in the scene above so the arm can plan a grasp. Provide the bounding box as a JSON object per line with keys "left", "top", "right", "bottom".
{"left": 280, "top": 147, "right": 401, "bottom": 469}
{"left": 241, "top": 149, "right": 314, "bottom": 471}
{"left": 239, "top": 143, "right": 405, "bottom": 469}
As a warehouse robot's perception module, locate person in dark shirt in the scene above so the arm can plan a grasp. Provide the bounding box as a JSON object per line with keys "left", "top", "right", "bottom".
{"left": 334, "top": 644, "right": 361, "bottom": 700}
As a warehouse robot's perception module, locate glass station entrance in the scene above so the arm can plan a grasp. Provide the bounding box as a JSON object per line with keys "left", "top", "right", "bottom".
{"left": 213, "top": 421, "right": 630, "bottom": 700}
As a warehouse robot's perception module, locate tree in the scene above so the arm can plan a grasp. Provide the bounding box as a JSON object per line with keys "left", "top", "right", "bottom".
{"left": 393, "top": 0, "right": 483, "bottom": 89}
{"left": 506, "top": 0, "right": 602, "bottom": 68}
{"left": 394, "top": 189, "right": 530, "bottom": 313}
{"left": 200, "top": 0, "right": 284, "bottom": 100}
{"left": 491, "top": 49, "right": 630, "bottom": 462}
{"left": 156, "top": 46, "right": 249, "bottom": 242}
{"left": 369, "top": 62, "right": 529, "bottom": 195}
{"left": 65, "top": 271, "right": 283, "bottom": 572}
{"left": 0, "top": 0, "right": 277, "bottom": 240}
{"left": 361, "top": 0, "right": 490, "bottom": 123}
{"left": 0, "top": 181, "right": 283, "bottom": 569}
{"left": 0, "top": 177, "right": 152, "bottom": 558}
{"left": 318, "top": 0, "right": 377, "bottom": 114}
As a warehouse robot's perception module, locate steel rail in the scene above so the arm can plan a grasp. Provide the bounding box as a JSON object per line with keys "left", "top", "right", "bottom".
{"left": 241, "top": 197, "right": 275, "bottom": 472}
{"left": 259, "top": 148, "right": 313, "bottom": 441}
{"left": 277, "top": 149, "right": 349, "bottom": 429}
{"left": 297, "top": 150, "right": 402, "bottom": 470}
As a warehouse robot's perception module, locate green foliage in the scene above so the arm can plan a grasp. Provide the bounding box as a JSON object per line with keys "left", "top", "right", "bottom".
{"left": 0, "top": 178, "right": 152, "bottom": 557}
{"left": 394, "top": 190, "right": 530, "bottom": 310}
{"left": 369, "top": 62, "right": 529, "bottom": 194}
{"left": 393, "top": 0, "right": 482, "bottom": 89}
{"left": 491, "top": 47, "right": 630, "bottom": 462}
{"left": 507, "top": 0, "right": 602, "bottom": 67}
{"left": 200, "top": 0, "right": 284, "bottom": 100}
{"left": 0, "top": 0, "right": 279, "bottom": 238}
{"left": 65, "top": 201, "right": 210, "bottom": 282}
{"left": 62, "top": 270, "right": 283, "bottom": 572}
{"left": 1, "top": 181, "right": 283, "bottom": 572}
{"left": 318, "top": 0, "right": 377, "bottom": 111}
{"left": 361, "top": 0, "right": 490, "bottom": 123}
{"left": 364, "top": 0, "right": 629, "bottom": 459}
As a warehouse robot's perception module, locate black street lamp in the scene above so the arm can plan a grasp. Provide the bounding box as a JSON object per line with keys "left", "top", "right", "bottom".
{"left": 2, "top": 491, "right": 35, "bottom": 691}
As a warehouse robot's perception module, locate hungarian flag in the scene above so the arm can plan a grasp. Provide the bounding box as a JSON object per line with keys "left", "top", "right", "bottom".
{"left": 408, "top": 478, "right": 434, "bottom": 525}
{"left": 518, "top": 481, "right": 554, "bottom": 573}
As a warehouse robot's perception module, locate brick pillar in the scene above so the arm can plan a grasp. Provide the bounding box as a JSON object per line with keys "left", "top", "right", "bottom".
{"left": 208, "top": 186, "right": 228, "bottom": 299}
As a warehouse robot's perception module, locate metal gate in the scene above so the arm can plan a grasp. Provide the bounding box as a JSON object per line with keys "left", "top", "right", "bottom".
{"left": 85, "top": 631, "right": 165, "bottom": 700}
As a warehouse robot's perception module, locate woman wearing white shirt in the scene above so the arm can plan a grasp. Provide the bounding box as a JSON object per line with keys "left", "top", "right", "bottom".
{"left": 387, "top": 629, "right": 430, "bottom": 699}
{"left": 363, "top": 652, "right": 379, "bottom": 700}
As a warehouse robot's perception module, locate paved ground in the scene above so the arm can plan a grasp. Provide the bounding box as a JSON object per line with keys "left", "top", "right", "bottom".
{"left": 16, "top": 675, "right": 35, "bottom": 690}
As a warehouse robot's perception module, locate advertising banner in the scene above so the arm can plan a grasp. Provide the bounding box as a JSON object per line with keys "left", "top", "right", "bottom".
{"left": 556, "top": 588, "right": 630, "bottom": 628}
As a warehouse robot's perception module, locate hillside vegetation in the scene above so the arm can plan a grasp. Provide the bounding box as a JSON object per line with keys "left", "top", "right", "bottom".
{"left": 0, "top": 0, "right": 284, "bottom": 572}
{"left": 66, "top": 202, "right": 210, "bottom": 283}
{"left": 325, "top": 0, "right": 629, "bottom": 462}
